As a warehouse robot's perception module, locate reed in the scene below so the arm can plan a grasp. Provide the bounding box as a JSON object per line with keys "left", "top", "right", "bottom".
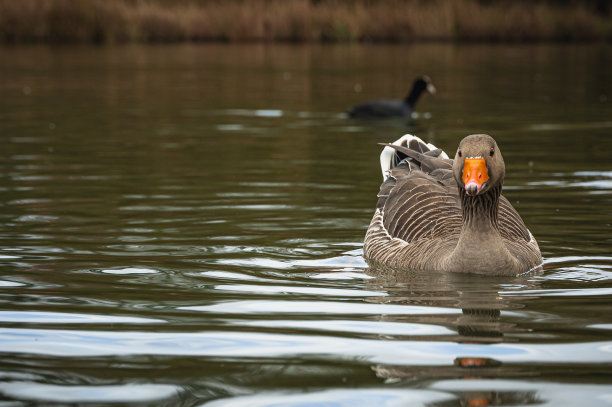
{"left": 0, "top": 0, "right": 609, "bottom": 43}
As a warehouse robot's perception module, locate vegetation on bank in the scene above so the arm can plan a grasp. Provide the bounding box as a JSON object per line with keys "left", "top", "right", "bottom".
{"left": 0, "top": 0, "right": 610, "bottom": 44}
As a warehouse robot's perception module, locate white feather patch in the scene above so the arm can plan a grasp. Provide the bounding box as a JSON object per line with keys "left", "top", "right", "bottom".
{"left": 379, "top": 134, "right": 449, "bottom": 180}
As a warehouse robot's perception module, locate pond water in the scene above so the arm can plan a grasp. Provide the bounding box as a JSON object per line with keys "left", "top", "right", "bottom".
{"left": 0, "top": 43, "right": 611, "bottom": 406}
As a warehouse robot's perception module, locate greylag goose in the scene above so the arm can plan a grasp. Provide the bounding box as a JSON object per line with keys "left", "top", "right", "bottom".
{"left": 364, "top": 134, "right": 542, "bottom": 275}
{"left": 348, "top": 76, "right": 436, "bottom": 119}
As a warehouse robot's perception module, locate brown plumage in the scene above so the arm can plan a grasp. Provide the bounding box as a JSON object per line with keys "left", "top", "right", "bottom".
{"left": 363, "top": 134, "right": 542, "bottom": 275}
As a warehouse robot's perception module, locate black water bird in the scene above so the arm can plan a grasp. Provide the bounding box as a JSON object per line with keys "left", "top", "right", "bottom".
{"left": 348, "top": 76, "right": 436, "bottom": 119}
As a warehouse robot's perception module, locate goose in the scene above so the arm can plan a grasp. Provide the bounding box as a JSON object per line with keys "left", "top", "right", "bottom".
{"left": 363, "top": 134, "right": 542, "bottom": 275}
{"left": 348, "top": 76, "right": 436, "bottom": 119}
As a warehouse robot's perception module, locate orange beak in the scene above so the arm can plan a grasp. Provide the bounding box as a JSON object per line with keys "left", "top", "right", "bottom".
{"left": 462, "top": 158, "right": 489, "bottom": 196}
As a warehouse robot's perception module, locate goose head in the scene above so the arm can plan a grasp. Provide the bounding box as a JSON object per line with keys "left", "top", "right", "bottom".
{"left": 453, "top": 134, "right": 505, "bottom": 196}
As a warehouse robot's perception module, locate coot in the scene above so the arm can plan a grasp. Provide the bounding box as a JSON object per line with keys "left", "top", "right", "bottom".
{"left": 348, "top": 76, "right": 436, "bottom": 119}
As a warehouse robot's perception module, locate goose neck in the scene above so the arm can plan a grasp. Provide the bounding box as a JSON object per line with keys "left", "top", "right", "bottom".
{"left": 460, "top": 184, "right": 501, "bottom": 232}
{"left": 442, "top": 183, "right": 521, "bottom": 274}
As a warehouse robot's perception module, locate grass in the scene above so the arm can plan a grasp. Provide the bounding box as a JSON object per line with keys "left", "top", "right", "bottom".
{"left": 0, "top": 0, "right": 610, "bottom": 43}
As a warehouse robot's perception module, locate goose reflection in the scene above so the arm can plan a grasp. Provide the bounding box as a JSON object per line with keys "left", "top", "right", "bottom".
{"left": 364, "top": 265, "right": 539, "bottom": 343}
{"left": 364, "top": 265, "right": 543, "bottom": 405}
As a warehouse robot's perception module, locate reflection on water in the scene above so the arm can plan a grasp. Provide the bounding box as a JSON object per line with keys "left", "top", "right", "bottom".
{"left": 0, "top": 43, "right": 611, "bottom": 405}
{"left": 0, "top": 382, "right": 181, "bottom": 404}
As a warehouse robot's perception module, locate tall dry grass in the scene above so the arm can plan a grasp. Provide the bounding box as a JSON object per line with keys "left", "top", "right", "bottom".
{"left": 0, "top": 0, "right": 610, "bottom": 43}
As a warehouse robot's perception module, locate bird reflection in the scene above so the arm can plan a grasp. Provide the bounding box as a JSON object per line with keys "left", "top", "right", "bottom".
{"left": 363, "top": 264, "right": 535, "bottom": 343}
{"left": 364, "top": 264, "right": 542, "bottom": 405}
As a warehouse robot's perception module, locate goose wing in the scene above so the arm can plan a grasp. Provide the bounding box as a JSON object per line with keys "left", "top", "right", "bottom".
{"left": 375, "top": 137, "right": 533, "bottom": 245}
{"left": 376, "top": 143, "right": 461, "bottom": 244}
{"left": 498, "top": 196, "right": 533, "bottom": 242}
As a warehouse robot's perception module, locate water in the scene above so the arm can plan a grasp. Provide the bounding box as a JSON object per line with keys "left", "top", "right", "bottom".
{"left": 0, "top": 43, "right": 611, "bottom": 406}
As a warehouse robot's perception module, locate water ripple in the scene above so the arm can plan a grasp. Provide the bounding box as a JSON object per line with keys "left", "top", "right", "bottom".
{"left": 504, "top": 287, "right": 612, "bottom": 297}
{"left": 1, "top": 328, "right": 611, "bottom": 365}
{"left": 241, "top": 319, "right": 455, "bottom": 336}
{"left": 0, "top": 311, "right": 165, "bottom": 324}
{"left": 0, "top": 382, "right": 180, "bottom": 404}
{"left": 201, "top": 389, "right": 454, "bottom": 407}
{"left": 431, "top": 380, "right": 612, "bottom": 406}
{"left": 213, "top": 284, "right": 384, "bottom": 297}
{"left": 214, "top": 254, "right": 367, "bottom": 271}
{"left": 100, "top": 267, "right": 159, "bottom": 275}
{"left": 181, "top": 300, "right": 463, "bottom": 315}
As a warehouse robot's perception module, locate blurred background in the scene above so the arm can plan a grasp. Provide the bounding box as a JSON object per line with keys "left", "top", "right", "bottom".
{"left": 0, "top": 0, "right": 611, "bottom": 43}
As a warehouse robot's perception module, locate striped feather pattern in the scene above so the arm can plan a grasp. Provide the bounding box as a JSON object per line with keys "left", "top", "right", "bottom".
{"left": 364, "top": 134, "right": 541, "bottom": 274}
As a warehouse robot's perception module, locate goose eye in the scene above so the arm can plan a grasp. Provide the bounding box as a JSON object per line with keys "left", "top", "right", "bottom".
{"left": 458, "top": 150, "right": 462, "bottom": 157}
{"left": 489, "top": 148, "right": 495, "bottom": 157}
